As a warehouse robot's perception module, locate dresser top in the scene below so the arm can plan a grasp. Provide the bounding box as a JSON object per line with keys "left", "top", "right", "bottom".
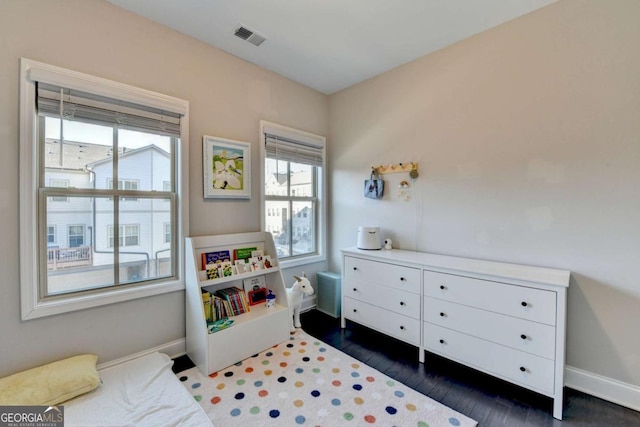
{"left": 341, "top": 247, "right": 570, "bottom": 288}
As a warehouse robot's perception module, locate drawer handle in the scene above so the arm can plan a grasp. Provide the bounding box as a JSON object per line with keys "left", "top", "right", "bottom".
{"left": 353, "top": 309, "right": 357, "bottom": 313}
{"left": 353, "top": 267, "right": 358, "bottom": 271}
{"left": 521, "top": 301, "right": 528, "bottom": 307}
{"left": 353, "top": 288, "right": 358, "bottom": 292}
{"left": 439, "top": 285, "right": 446, "bottom": 290}
{"left": 520, "top": 334, "right": 527, "bottom": 340}
{"left": 400, "top": 277, "right": 406, "bottom": 281}
{"left": 440, "top": 312, "right": 445, "bottom": 317}
{"left": 400, "top": 326, "right": 405, "bottom": 330}
{"left": 439, "top": 339, "right": 445, "bottom": 344}
{"left": 400, "top": 301, "right": 405, "bottom": 306}
{"left": 519, "top": 366, "right": 526, "bottom": 372}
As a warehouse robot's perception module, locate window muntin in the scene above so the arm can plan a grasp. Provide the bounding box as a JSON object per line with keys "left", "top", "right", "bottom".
{"left": 20, "top": 59, "right": 188, "bottom": 317}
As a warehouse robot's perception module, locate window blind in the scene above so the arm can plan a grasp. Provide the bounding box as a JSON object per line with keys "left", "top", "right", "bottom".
{"left": 36, "top": 83, "right": 182, "bottom": 137}
{"left": 264, "top": 134, "right": 323, "bottom": 167}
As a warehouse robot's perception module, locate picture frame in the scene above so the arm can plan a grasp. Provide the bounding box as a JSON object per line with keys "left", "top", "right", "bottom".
{"left": 203, "top": 135, "right": 251, "bottom": 199}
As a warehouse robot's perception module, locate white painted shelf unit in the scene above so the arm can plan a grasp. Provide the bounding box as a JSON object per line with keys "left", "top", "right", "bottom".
{"left": 186, "top": 232, "right": 290, "bottom": 375}
{"left": 341, "top": 247, "right": 570, "bottom": 420}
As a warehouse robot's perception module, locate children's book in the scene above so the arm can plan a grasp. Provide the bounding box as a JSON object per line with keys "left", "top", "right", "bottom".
{"left": 233, "top": 247, "right": 257, "bottom": 262}
{"left": 208, "top": 318, "right": 234, "bottom": 333}
{"left": 201, "top": 250, "right": 231, "bottom": 270}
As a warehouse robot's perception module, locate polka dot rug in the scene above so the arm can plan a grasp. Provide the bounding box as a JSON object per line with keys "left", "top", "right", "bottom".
{"left": 178, "top": 330, "right": 477, "bottom": 427}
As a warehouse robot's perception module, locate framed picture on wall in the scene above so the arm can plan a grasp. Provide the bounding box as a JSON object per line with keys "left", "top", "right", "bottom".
{"left": 203, "top": 135, "right": 251, "bottom": 199}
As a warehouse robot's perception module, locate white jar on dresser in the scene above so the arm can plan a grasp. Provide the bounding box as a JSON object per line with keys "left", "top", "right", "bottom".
{"left": 341, "top": 247, "right": 570, "bottom": 420}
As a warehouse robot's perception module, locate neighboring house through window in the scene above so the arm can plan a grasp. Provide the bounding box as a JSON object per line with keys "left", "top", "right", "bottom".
{"left": 19, "top": 58, "right": 189, "bottom": 319}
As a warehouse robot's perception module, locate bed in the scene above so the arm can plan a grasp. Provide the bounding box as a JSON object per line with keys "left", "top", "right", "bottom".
{"left": 64, "top": 352, "right": 213, "bottom": 427}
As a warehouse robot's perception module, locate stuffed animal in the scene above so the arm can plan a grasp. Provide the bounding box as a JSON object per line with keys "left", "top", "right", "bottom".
{"left": 286, "top": 273, "right": 315, "bottom": 333}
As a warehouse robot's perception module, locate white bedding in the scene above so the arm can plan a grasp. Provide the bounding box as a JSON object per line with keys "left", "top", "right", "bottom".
{"left": 64, "top": 352, "right": 213, "bottom": 427}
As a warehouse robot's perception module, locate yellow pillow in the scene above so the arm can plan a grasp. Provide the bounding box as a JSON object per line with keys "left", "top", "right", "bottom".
{"left": 0, "top": 354, "right": 100, "bottom": 405}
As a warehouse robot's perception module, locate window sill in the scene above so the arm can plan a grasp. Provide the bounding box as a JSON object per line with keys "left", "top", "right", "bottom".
{"left": 278, "top": 254, "right": 326, "bottom": 270}
{"left": 21, "top": 279, "right": 184, "bottom": 320}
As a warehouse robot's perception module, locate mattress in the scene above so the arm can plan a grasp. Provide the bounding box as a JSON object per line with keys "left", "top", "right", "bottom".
{"left": 64, "top": 352, "right": 213, "bottom": 427}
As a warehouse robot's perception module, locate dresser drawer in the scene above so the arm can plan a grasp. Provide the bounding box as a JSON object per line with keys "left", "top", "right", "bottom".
{"left": 345, "top": 281, "right": 420, "bottom": 319}
{"left": 344, "top": 297, "right": 420, "bottom": 345}
{"left": 423, "top": 270, "right": 557, "bottom": 325}
{"left": 424, "top": 297, "right": 555, "bottom": 359}
{"left": 424, "top": 323, "right": 555, "bottom": 395}
{"left": 345, "top": 256, "right": 420, "bottom": 294}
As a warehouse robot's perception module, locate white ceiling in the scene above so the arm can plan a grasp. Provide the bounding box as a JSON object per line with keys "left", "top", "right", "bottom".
{"left": 107, "top": 0, "right": 557, "bottom": 95}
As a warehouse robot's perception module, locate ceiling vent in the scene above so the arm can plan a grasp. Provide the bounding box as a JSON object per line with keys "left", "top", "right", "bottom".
{"left": 234, "top": 25, "right": 266, "bottom": 47}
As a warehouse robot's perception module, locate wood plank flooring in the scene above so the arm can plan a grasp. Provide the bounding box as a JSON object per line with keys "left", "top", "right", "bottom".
{"left": 298, "top": 309, "right": 640, "bottom": 427}
{"left": 172, "top": 309, "right": 639, "bottom": 426}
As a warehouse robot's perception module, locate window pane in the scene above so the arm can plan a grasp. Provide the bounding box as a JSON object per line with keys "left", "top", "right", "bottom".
{"left": 119, "top": 197, "right": 173, "bottom": 285}
{"left": 265, "top": 200, "right": 290, "bottom": 258}
{"left": 290, "top": 163, "right": 313, "bottom": 197}
{"left": 46, "top": 196, "right": 114, "bottom": 296}
{"left": 265, "top": 158, "right": 288, "bottom": 196}
{"left": 119, "top": 129, "right": 173, "bottom": 192}
{"left": 292, "top": 201, "right": 315, "bottom": 256}
{"left": 44, "top": 117, "right": 113, "bottom": 190}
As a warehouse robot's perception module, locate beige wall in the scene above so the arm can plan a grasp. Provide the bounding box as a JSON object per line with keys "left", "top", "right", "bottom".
{"left": 0, "top": 0, "right": 327, "bottom": 376}
{"left": 329, "top": 0, "right": 640, "bottom": 387}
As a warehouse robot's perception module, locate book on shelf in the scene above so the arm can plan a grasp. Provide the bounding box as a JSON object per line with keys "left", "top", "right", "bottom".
{"left": 201, "top": 250, "right": 231, "bottom": 270}
{"left": 208, "top": 317, "right": 234, "bottom": 334}
{"left": 201, "top": 290, "right": 213, "bottom": 323}
{"left": 233, "top": 247, "right": 258, "bottom": 262}
{"left": 215, "top": 287, "right": 250, "bottom": 316}
{"left": 206, "top": 265, "right": 221, "bottom": 280}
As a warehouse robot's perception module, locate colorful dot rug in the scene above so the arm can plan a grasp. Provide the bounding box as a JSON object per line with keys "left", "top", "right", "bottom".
{"left": 178, "top": 330, "right": 477, "bottom": 426}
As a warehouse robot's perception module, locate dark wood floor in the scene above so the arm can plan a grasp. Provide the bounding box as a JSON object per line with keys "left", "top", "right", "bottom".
{"left": 297, "top": 309, "right": 640, "bottom": 427}
{"left": 173, "top": 309, "right": 639, "bottom": 426}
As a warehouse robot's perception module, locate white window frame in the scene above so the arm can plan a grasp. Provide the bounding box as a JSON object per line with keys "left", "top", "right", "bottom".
{"left": 259, "top": 121, "right": 326, "bottom": 269}
{"left": 19, "top": 58, "right": 189, "bottom": 320}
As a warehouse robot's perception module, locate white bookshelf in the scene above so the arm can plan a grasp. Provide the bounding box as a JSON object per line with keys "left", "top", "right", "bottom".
{"left": 185, "top": 231, "right": 290, "bottom": 375}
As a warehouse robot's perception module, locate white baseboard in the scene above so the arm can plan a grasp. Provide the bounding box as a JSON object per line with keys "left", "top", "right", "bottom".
{"left": 565, "top": 365, "right": 640, "bottom": 412}
{"left": 97, "top": 338, "right": 186, "bottom": 370}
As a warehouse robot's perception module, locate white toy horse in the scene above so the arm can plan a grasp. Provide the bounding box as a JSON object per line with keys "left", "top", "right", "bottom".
{"left": 286, "top": 273, "right": 315, "bottom": 333}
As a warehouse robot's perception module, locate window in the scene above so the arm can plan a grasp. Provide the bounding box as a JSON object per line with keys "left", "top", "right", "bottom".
{"left": 47, "top": 226, "right": 56, "bottom": 244}
{"left": 163, "top": 223, "right": 171, "bottom": 243}
{"left": 108, "top": 179, "right": 139, "bottom": 201}
{"left": 19, "top": 58, "right": 189, "bottom": 320}
{"left": 68, "top": 225, "right": 85, "bottom": 247}
{"left": 260, "top": 121, "right": 326, "bottom": 265}
{"left": 108, "top": 225, "right": 140, "bottom": 248}
{"left": 50, "top": 179, "right": 69, "bottom": 202}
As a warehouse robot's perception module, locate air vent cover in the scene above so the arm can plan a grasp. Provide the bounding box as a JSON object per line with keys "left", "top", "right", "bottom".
{"left": 234, "top": 25, "right": 266, "bottom": 47}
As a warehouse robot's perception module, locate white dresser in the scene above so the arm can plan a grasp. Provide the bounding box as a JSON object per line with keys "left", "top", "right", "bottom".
{"left": 341, "top": 247, "right": 570, "bottom": 420}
